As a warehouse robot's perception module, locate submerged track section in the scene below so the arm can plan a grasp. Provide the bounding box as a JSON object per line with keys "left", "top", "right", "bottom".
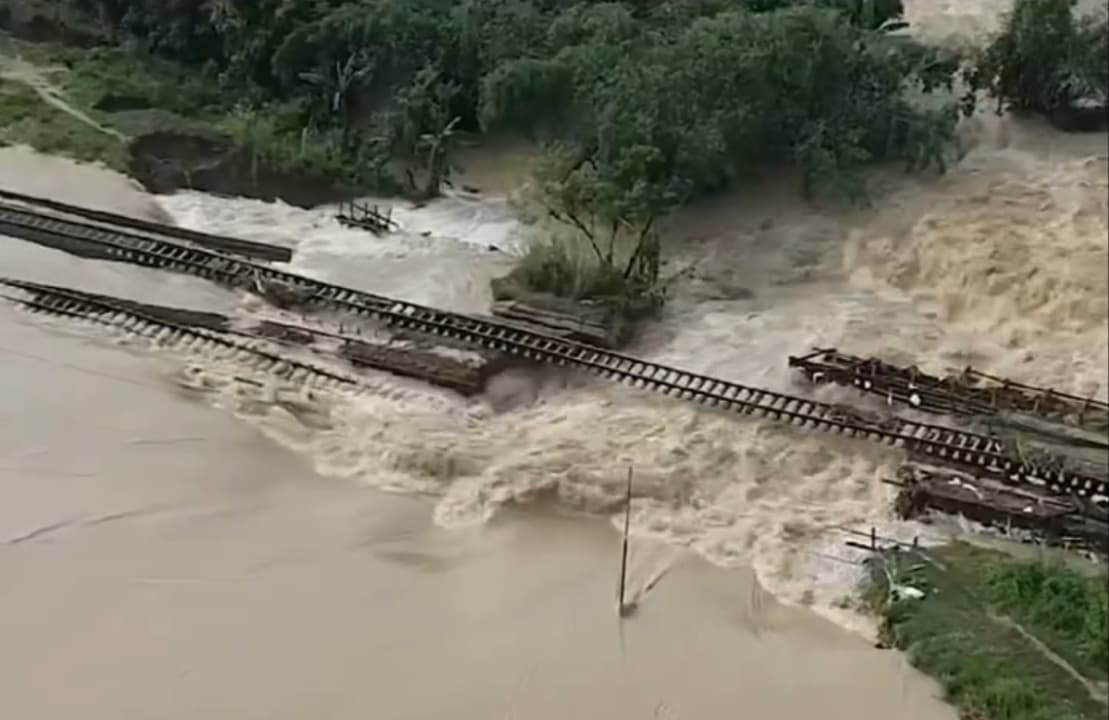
{"left": 1, "top": 278, "right": 500, "bottom": 396}
{"left": 0, "top": 278, "right": 358, "bottom": 388}
{"left": 1, "top": 202, "right": 1105, "bottom": 501}
{"left": 0, "top": 190, "right": 292, "bottom": 262}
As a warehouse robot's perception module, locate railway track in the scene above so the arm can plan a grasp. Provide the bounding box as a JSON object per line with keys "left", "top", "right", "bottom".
{"left": 0, "top": 278, "right": 359, "bottom": 388}
{"left": 790, "top": 347, "right": 1109, "bottom": 433}
{"left": 1, "top": 278, "right": 499, "bottom": 396}
{"left": 0, "top": 190, "right": 292, "bottom": 262}
{"left": 1, "top": 203, "right": 1105, "bottom": 501}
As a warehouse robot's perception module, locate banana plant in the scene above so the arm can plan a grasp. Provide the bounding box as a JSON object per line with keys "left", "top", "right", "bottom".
{"left": 298, "top": 50, "right": 375, "bottom": 137}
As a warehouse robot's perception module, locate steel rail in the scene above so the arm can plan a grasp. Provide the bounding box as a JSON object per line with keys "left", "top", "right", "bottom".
{"left": 0, "top": 278, "right": 357, "bottom": 387}
{"left": 0, "top": 191, "right": 292, "bottom": 262}
{"left": 790, "top": 347, "right": 1109, "bottom": 431}
{"left": 1, "top": 204, "right": 1104, "bottom": 499}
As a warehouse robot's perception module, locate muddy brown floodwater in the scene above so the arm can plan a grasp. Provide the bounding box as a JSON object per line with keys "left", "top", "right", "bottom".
{"left": 0, "top": 254, "right": 953, "bottom": 719}
{"left": 2, "top": 0, "right": 1107, "bottom": 716}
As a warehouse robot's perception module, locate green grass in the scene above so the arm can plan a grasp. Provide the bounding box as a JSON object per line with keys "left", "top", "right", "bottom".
{"left": 6, "top": 42, "right": 227, "bottom": 118}
{"left": 866, "top": 542, "right": 1108, "bottom": 720}
{"left": 510, "top": 231, "right": 667, "bottom": 321}
{"left": 984, "top": 560, "right": 1109, "bottom": 680}
{"left": 0, "top": 37, "right": 220, "bottom": 168}
{"left": 0, "top": 36, "right": 398, "bottom": 193}
{"left": 0, "top": 79, "right": 127, "bottom": 166}
{"left": 0, "top": 39, "right": 332, "bottom": 175}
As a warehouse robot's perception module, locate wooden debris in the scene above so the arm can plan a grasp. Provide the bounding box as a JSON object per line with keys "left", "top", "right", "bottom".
{"left": 240, "top": 318, "right": 499, "bottom": 396}
{"left": 892, "top": 465, "right": 1109, "bottom": 555}
{"left": 5, "top": 280, "right": 498, "bottom": 396}
{"left": 789, "top": 347, "right": 1109, "bottom": 434}
{"left": 337, "top": 339, "right": 491, "bottom": 396}
{"left": 336, "top": 200, "right": 398, "bottom": 235}
{"left": 490, "top": 299, "right": 626, "bottom": 348}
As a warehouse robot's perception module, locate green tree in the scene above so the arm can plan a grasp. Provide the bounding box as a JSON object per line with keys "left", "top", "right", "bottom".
{"left": 967, "top": 0, "right": 1108, "bottom": 115}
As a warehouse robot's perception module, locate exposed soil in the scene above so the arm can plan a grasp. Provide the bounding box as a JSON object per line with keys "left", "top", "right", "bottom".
{"left": 127, "top": 130, "right": 354, "bottom": 208}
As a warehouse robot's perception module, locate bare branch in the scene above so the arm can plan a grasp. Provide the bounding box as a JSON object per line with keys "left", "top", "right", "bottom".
{"left": 548, "top": 208, "right": 606, "bottom": 264}
{"left": 606, "top": 218, "right": 619, "bottom": 265}
{"left": 621, "top": 216, "right": 656, "bottom": 279}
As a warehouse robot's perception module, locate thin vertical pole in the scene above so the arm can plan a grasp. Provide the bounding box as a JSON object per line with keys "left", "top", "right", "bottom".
{"left": 618, "top": 465, "right": 633, "bottom": 613}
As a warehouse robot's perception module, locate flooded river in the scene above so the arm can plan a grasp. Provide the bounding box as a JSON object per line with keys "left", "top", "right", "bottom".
{"left": 0, "top": 144, "right": 961, "bottom": 720}
{"left": 1, "top": 1, "right": 1106, "bottom": 717}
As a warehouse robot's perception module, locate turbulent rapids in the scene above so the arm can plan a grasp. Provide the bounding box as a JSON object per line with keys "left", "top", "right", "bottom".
{"left": 0, "top": 276, "right": 502, "bottom": 396}
{"left": 2, "top": 190, "right": 1106, "bottom": 555}
{"left": 2, "top": 0, "right": 1106, "bottom": 716}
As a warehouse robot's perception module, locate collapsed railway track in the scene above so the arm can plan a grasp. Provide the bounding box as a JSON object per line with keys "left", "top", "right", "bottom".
{"left": 0, "top": 190, "right": 292, "bottom": 262}
{"left": 1, "top": 278, "right": 500, "bottom": 396}
{"left": 790, "top": 347, "right": 1109, "bottom": 434}
{"left": 892, "top": 465, "right": 1109, "bottom": 555}
{"left": 1, "top": 202, "right": 1105, "bottom": 503}
{"left": 0, "top": 278, "right": 359, "bottom": 388}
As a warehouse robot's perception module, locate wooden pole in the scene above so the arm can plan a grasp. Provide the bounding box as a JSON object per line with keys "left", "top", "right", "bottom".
{"left": 618, "top": 466, "right": 633, "bottom": 615}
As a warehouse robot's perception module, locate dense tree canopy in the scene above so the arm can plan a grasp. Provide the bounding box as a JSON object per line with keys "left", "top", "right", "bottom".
{"left": 51, "top": 0, "right": 966, "bottom": 297}
{"left": 965, "top": 0, "right": 1107, "bottom": 116}
{"left": 33, "top": 0, "right": 1098, "bottom": 302}
{"left": 69, "top": 0, "right": 955, "bottom": 192}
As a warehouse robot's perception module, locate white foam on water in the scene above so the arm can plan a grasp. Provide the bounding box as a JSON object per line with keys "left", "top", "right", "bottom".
{"left": 2, "top": 0, "right": 1104, "bottom": 642}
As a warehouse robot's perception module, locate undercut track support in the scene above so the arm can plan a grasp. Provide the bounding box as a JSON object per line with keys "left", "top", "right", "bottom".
{"left": 0, "top": 278, "right": 358, "bottom": 389}
{"left": 789, "top": 347, "right": 1109, "bottom": 433}
{"left": 2, "top": 203, "right": 1104, "bottom": 502}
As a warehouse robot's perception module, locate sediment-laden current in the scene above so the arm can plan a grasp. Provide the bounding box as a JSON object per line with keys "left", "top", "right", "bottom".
{"left": 1, "top": 1, "right": 1105, "bottom": 717}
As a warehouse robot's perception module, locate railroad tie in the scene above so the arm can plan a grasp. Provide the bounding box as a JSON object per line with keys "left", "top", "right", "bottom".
{"left": 2, "top": 207, "right": 1104, "bottom": 500}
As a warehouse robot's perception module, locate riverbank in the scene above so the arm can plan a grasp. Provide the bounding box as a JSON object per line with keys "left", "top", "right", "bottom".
{"left": 0, "top": 142, "right": 965, "bottom": 719}
{"left": 863, "top": 541, "right": 1108, "bottom": 720}
{"left": 3, "top": 3, "right": 1106, "bottom": 713}
{"left": 6, "top": 0, "right": 1103, "bottom": 330}
{"left": 0, "top": 35, "right": 366, "bottom": 206}
{"left": 0, "top": 32, "right": 648, "bottom": 342}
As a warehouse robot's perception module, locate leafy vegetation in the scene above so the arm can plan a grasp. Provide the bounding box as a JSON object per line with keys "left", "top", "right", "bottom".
{"left": 6, "top": 0, "right": 1098, "bottom": 306}
{"left": 966, "top": 0, "right": 1108, "bottom": 115}
{"left": 984, "top": 559, "right": 1109, "bottom": 678}
{"left": 865, "top": 542, "right": 1108, "bottom": 720}
{"left": 1, "top": 0, "right": 973, "bottom": 306}
{"left": 0, "top": 78, "right": 125, "bottom": 165}
{"left": 0, "top": 37, "right": 228, "bottom": 169}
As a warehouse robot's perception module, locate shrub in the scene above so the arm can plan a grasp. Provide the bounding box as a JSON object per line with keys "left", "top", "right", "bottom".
{"left": 968, "top": 0, "right": 1108, "bottom": 114}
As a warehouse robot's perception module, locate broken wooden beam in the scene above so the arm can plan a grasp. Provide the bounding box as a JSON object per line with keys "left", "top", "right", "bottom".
{"left": 893, "top": 464, "right": 1109, "bottom": 555}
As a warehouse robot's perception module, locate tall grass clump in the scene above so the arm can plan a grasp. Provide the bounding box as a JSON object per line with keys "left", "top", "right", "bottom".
{"left": 514, "top": 236, "right": 629, "bottom": 301}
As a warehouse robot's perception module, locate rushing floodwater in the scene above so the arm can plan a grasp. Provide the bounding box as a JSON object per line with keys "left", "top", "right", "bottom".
{"left": 1, "top": 2, "right": 1107, "bottom": 717}
{"left": 0, "top": 177, "right": 959, "bottom": 720}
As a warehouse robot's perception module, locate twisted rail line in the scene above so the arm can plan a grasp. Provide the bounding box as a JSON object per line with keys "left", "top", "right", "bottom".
{"left": 1, "top": 278, "right": 497, "bottom": 396}
{"left": 893, "top": 465, "right": 1108, "bottom": 555}
{"left": 1, "top": 203, "right": 1105, "bottom": 501}
{"left": 0, "top": 191, "right": 292, "bottom": 262}
{"left": 0, "top": 278, "right": 358, "bottom": 388}
{"left": 790, "top": 347, "right": 1109, "bottom": 433}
